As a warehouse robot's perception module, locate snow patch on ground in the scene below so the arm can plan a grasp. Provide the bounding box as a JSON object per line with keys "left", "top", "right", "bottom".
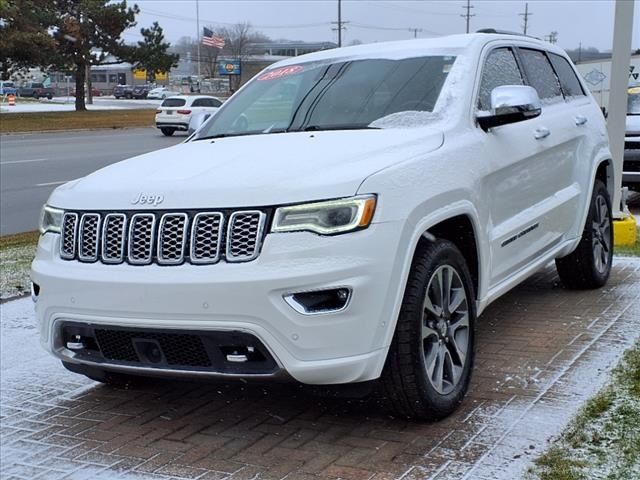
{"left": 0, "top": 97, "right": 160, "bottom": 113}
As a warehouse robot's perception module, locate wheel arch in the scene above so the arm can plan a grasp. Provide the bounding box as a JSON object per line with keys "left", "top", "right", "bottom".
{"left": 595, "top": 158, "right": 613, "bottom": 199}
{"left": 421, "top": 215, "right": 480, "bottom": 302}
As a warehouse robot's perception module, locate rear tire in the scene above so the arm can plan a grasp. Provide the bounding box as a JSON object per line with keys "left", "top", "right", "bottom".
{"left": 381, "top": 239, "right": 476, "bottom": 420}
{"left": 160, "top": 128, "right": 175, "bottom": 136}
{"left": 555, "top": 179, "right": 613, "bottom": 289}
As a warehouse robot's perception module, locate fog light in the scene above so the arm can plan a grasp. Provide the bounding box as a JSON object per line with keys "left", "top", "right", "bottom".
{"left": 284, "top": 287, "right": 352, "bottom": 315}
{"left": 66, "top": 335, "right": 85, "bottom": 350}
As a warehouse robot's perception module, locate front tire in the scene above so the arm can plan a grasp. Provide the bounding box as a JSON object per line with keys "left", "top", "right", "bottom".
{"left": 382, "top": 240, "right": 476, "bottom": 420}
{"left": 556, "top": 179, "right": 613, "bottom": 289}
{"left": 160, "top": 127, "right": 175, "bottom": 136}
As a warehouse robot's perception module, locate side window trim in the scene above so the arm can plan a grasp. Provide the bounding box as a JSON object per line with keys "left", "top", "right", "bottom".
{"left": 475, "top": 45, "right": 524, "bottom": 111}
{"left": 548, "top": 52, "right": 586, "bottom": 99}
{"left": 514, "top": 47, "right": 563, "bottom": 101}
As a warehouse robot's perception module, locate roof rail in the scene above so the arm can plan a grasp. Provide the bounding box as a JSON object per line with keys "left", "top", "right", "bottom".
{"left": 476, "top": 28, "right": 541, "bottom": 40}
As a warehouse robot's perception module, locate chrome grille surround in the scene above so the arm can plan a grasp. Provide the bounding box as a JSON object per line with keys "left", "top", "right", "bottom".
{"left": 226, "top": 211, "right": 266, "bottom": 262}
{"left": 157, "top": 213, "right": 189, "bottom": 265}
{"left": 60, "top": 213, "right": 78, "bottom": 259}
{"left": 78, "top": 213, "right": 101, "bottom": 262}
{"left": 128, "top": 214, "right": 156, "bottom": 265}
{"left": 190, "top": 212, "right": 224, "bottom": 264}
{"left": 101, "top": 214, "right": 127, "bottom": 264}
{"left": 58, "top": 209, "right": 268, "bottom": 266}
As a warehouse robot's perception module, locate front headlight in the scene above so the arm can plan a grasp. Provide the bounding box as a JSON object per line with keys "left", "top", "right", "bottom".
{"left": 272, "top": 195, "right": 377, "bottom": 235}
{"left": 39, "top": 205, "right": 64, "bottom": 234}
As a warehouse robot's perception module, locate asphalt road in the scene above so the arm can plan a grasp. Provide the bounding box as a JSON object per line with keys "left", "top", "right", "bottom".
{"left": 0, "top": 128, "right": 183, "bottom": 235}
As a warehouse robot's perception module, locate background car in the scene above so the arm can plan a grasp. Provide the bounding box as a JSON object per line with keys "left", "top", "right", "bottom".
{"left": 70, "top": 86, "right": 102, "bottom": 97}
{"left": 113, "top": 84, "right": 133, "bottom": 99}
{"left": 132, "top": 85, "right": 151, "bottom": 99}
{"left": 0, "top": 81, "right": 17, "bottom": 95}
{"left": 155, "top": 95, "right": 222, "bottom": 136}
{"left": 624, "top": 85, "right": 640, "bottom": 191}
{"left": 147, "top": 87, "right": 181, "bottom": 100}
{"left": 17, "top": 82, "right": 55, "bottom": 99}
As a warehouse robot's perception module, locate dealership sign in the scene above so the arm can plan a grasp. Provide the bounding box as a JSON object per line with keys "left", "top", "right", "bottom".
{"left": 218, "top": 59, "right": 241, "bottom": 76}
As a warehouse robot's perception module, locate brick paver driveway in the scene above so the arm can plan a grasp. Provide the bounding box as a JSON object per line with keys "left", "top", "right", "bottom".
{"left": 2, "top": 259, "right": 639, "bottom": 480}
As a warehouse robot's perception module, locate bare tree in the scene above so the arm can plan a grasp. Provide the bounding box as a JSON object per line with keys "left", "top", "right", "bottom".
{"left": 215, "top": 23, "right": 270, "bottom": 89}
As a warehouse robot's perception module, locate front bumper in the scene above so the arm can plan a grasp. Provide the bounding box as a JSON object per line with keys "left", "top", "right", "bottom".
{"left": 623, "top": 142, "right": 640, "bottom": 187}
{"left": 31, "top": 221, "right": 404, "bottom": 384}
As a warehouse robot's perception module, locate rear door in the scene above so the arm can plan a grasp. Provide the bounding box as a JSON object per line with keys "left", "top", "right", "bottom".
{"left": 547, "top": 52, "right": 602, "bottom": 238}
{"left": 516, "top": 48, "right": 584, "bottom": 246}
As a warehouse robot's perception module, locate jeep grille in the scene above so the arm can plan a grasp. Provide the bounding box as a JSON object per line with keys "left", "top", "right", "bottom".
{"left": 60, "top": 210, "right": 267, "bottom": 266}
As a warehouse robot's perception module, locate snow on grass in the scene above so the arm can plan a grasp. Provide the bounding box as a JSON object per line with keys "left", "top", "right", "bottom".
{"left": 0, "top": 232, "right": 38, "bottom": 300}
{"left": 526, "top": 342, "right": 640, "bottom": 480}
{"left": 0, "top": 97, "right": 160, "bottom": 113}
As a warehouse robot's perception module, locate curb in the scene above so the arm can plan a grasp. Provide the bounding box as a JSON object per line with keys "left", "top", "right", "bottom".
{"left": 0, "top": 125, "right": 155, "bottom": 136}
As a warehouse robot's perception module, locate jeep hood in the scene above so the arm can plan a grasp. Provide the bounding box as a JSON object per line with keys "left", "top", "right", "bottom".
{"left": 48, "top": 129, "right": 443, "bottom": 210}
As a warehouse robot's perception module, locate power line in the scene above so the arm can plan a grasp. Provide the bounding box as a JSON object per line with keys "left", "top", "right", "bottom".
{"left": 350, "top": 22, "right": 443, "bottom": 36}
{"left": 519, "top": 2, "right": 532, "bottom": 35}
{"left": 138, "top": 7, "right": 331, "bottom": 30}
{"left": 461, "top": 0, "right": 475, "bottom": 34}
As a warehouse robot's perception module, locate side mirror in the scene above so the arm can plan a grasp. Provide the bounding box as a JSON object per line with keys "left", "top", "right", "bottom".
{"left": 477, "top": 85, "right": 542, "bottom": 132}
{"left": 187, "top": 112, "right": 212, "bottom": 136}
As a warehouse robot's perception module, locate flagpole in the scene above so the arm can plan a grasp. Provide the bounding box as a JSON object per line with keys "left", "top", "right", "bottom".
{"left": 196, "top": 0, "right": 201, "bottom": 80}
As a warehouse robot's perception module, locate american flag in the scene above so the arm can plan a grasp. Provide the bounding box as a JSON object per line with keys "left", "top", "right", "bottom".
{"left": 202, "top": 27, "right": 225, "bottom": 49}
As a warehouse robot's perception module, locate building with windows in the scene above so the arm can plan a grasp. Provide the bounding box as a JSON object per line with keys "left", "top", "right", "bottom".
{"left": 247, "top": 41, "right": 337, "bottom": 58}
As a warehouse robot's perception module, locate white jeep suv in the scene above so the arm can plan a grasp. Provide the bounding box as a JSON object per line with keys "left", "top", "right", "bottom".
{"left": 32, "top": 33, "right": 614, "bottom": 419}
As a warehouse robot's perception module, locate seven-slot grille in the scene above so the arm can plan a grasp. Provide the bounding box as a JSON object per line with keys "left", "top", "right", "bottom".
{"left": 60, "top": 210, "right": 267, "bottom": 266}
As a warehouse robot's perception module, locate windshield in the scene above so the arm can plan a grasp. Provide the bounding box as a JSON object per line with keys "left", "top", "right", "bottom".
{"left": 629, "top": 89, "right": 640, "bottom": 115}
{"left": 194, "top": 55, "right": 455, "bottom": 140}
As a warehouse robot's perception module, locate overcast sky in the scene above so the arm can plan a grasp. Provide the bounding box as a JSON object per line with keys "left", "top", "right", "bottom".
{"left": 128, "top": 0, "right": 640, "bottom": 52}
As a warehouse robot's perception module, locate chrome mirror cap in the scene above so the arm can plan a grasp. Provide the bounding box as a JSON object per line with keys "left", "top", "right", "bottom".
{"left": 491, "top": 85, "right": 542, "bottom": 116}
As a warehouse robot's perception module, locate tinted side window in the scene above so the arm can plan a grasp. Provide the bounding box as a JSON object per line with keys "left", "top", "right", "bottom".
{"left": 478, "top": 48, "right": 524, "bottom": 111}
{"left": 519, "top": 49, "right": 562, "bottom": 100}
{"left": 548, "top": 53, "right": 585, "bottom": 97}
{"left": 211, "top": 98, "right": 222, "bottom": 107}
{"left": 191, "top": 98, "right": 207, "bottom": 107}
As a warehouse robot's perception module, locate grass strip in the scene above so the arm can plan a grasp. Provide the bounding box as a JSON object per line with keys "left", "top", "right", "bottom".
{"left": 527, "top": 341, "right": 640, "bottom": 480}
{"left": 615, "top": 238, "right": 640, "bottom": 257}
{"left": 0, "top": 231, "right": 39, "bottom": 300}
{"left": 0, "top": 109, "right": 155, "bottom": 133}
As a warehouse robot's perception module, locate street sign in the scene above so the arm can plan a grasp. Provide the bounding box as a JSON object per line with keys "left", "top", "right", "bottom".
{"left": 584, "top": 69, "right": 607, "bottom": 86}
{"left": 218, "top": 59, "right": 241, "bottom": 76}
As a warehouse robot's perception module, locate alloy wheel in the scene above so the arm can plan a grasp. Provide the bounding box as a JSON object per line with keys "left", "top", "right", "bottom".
{"left": 421, "top": 265, "right": 470, "bottom": 395}
{"left": 592, "top": 194, "right": 611, "bottom": 275}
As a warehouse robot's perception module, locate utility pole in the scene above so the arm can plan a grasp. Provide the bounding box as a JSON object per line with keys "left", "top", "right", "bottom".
{"left": 196, "top": 0, "right": 201, "bottom": 79}
{"left": 578, "top": 41, "right": 582, "bottom": 63}
{"left": 409, "top": 28, "right": 423, "bottom": 39}
{"left": 331, "top": 0, "right": 349, "bottom": 47}
{"left": 519, "top": 2, "right": 532, "bottom": 35}
{"left": 545, "top": 31, "right": 558, "bottom": 44}
{"left": 461, "top": 0, "right": 475, "bottom": 34}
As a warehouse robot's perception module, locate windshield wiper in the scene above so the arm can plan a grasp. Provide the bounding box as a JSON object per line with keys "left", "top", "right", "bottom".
{"left": 297, "top": 124, "right": 380, "bottom": 132}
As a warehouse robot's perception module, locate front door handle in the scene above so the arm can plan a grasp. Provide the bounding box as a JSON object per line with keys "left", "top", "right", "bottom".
{"left": 534, "top": 127, "right": 551, "bottom": 140}
{"left": 575, "top": 115, "right": 588, "bottom": 126}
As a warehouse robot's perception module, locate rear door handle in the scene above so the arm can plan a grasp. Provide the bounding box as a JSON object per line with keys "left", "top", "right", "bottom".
{"left": 534, "top": 127, "right": 551, "bottom": 140}
{"left": 575, "top": 115, "right": 588, "bottom": 126}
